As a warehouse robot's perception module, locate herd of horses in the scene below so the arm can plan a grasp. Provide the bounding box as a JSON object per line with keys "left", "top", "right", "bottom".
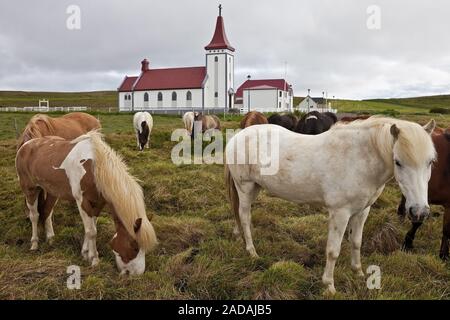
{"left": 13, "top": 110, "right": 450, "bottom": 294}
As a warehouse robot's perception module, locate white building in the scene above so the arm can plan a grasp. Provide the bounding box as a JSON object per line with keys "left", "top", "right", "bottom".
{"left": 235, "top": 79, "right": 293, "bottom": 113}
{"left": 297, "top": 95, "right": 337, "bottom": 113}
{"left": 118, "top": 8, "right": 235, "bottom": 113}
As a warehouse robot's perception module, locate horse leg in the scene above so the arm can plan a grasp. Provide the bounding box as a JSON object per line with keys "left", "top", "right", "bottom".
{"left": 76, "top": 199, "right": 99, "bottom": 266}
{"left": 439, "top": 206, "right": 450, "bottom": 260}
{"left": 402, "top": 222, "right": 423, "bottom": 251}
{"left": 348, "top": 206, "right": 370, "bottom": 277}
{"left": 397, "top": 195, "right": 406, "bottom": 220}
{"left": 41, "top": 194, "right": 58, "bottom": 244}
{"left": 25, "top": 190, "right": 40, "bottom": 251}
{"left": 322, "top": 208, "right": 352, "bottom": 295}
{"left": 236, "top": 182, "right": 260, "bottom": 258}
{"left": 136, "top": 133, "right": 140, "bottom": 149}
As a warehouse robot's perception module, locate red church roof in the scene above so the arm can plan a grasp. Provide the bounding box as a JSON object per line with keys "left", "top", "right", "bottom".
{"left": 236, "top": 79, "right": 291, "bottom": 98}
{"left": 118, "top": 76, "right": 138, "bottom": 92}
{"left": 131, "top": 66, "right": 207, "bottom": 91}
{"left": 205, "top": 16, "right": 235, "bottom": 52}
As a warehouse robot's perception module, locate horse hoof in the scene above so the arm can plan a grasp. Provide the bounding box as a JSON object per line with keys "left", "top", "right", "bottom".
{"left": 401, "top": 242, "right": 413, "bottom": 252}
{"left": 30, "top": 243, "right": 38, "bottom": 251}
{"left": 323, "top": 285, "right": 336, "bottom": 297}
{"left": 354, "top": 269, "right": 365, "bottom": 277}
{"left": 90, "top": 257, "right": 100, "bottom": 266}
{"left": 439, "top": 252, "right": 449, "bottom": 261}
{"left": 47, "top": 237, "right": 54, "bottom": 246}
{"left": 81, "top": 250, "right": 89, "bottom": 261}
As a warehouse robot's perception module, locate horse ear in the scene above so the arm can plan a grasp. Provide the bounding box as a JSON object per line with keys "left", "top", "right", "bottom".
{"left": 390, "top": 124, "right": 400, "bottom": 140}
{"left": 134, "top": 218, "right": 142, "bottom": 233}
{"left": 423, "top": 119, "right": 436, "bottom": 135}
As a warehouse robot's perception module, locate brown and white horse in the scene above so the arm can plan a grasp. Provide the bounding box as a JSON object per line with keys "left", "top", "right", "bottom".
{"left": 15, "top": 131, "right": 157, "bottom": 274}
{"left": 17, "top": 112, "right": 101, "bottom": 149}
{"left": 398, "top": 127, "right": 450, "bottom": 259}
{"left": 133, "top": 112, "right": 153, "bottom": 151}
{"left": 240, "top": 111, "right": 268, "bottom": 129}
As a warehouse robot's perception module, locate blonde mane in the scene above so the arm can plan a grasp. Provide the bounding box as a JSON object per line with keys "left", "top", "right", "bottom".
{"left": 17, "top": 114, "right": 55, "bottom": 148}
{"left": 333, "top": 116, "right": 436, "bottom": 167}
{"left": 80, "top": 131, "right": 157, "bottom": 252}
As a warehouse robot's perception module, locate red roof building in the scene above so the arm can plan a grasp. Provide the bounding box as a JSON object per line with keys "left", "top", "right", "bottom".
{"left": 235, "top": 79, "right": 291, "bottom": 99}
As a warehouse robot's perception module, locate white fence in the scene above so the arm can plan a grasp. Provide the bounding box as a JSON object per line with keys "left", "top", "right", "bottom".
{"left": 0, "top": 106, "right": 88, "bottom": 112}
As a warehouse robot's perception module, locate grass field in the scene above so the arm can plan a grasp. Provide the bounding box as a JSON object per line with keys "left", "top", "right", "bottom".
{"left": 0, "top": 111, "right": 450, "bottom": 300}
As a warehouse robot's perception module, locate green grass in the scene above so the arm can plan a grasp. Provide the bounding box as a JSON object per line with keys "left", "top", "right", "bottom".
{"left": 0, "top": 111, "right": 450, "bottom": 300}
{"left": 0, "top": 91, "right": 117, "bottom": 111}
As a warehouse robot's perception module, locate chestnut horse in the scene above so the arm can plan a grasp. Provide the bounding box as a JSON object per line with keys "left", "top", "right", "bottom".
{"left": 16, "top": 131, "right": 157, "bottom": 274}
{"left": 397, "top": 127, "right": 450, "bottom": 259}
{"left": 240, "top": 111, "right": 268, "bottom": 129}
{"left": 17, "top": 112, "right": 101, "bottom": 149}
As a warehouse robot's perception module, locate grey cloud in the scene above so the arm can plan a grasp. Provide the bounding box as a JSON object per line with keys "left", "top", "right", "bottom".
{"left": 0, "top": 0, "right": 449, "bottom": 99}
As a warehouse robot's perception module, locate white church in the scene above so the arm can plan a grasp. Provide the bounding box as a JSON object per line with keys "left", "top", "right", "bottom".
{"left": 118, "top": 6, "right": 293, "bottom": 113}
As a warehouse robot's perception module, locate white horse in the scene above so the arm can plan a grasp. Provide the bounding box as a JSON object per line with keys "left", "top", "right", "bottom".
{"left": 225, "top": 117, "right": 436, "bottom": 294}
{"left": 182, "top": 111, "right": 194, "bottom": 136}
{"left": 133, "top": 112, "right": 153, "bottom": 151}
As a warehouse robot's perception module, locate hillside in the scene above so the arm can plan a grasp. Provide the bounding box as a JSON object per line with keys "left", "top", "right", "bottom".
{"left": 0, "top": 91, "right": 449, "bottom": 114}
{"left": 0, "top": 91, "right": 117, "bottom": 110}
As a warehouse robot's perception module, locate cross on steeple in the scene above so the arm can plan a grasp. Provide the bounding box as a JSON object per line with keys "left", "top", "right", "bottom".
{"left": 219, "top": 4, "right": 222, "bottom": 16}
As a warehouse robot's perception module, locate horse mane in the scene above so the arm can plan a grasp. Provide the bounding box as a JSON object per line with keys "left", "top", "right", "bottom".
{"left": 80, "top": 131, "right": 157, "bottom": 252}
{"left": 17, "top": 114, "right": 56, "bottom": 149}
{"left": 332, "top": 116, "right": 436, "bottom": 166}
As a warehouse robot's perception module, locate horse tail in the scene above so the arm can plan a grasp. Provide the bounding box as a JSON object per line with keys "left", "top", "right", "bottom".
{"left": 37, "top": 188, "right": 47, "bottom": 224}
{"left": 88, "top": 131, "right": 157, "bottom": 252}
{"left": 224, "top": 163, "right": 242, "bottom": 236}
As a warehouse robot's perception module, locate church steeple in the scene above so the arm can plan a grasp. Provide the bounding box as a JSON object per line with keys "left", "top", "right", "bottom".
{"left": 205, "top": 5, "right": 235, "bottom": 52}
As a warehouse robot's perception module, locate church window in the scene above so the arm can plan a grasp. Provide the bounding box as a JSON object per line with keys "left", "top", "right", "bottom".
{"left": 157, "top": 92, "right": 163, "bottom": 101}
{"left": 124, "top": 95, "right": 127, "bottom": 100}
{"left": 214, "top": 56, "right": 218, "bottom": 62}
{"left": 215, "top": 92, "right": 218, "bottom": 98}
{"left": 144, "top": 92, "right": 149, "bottom": 102}
{"left": 172, "top": 92, "right": 177, "bottom": 101}
{"left": 279, "top": 91, "right": 282, "bottom": 97}
{"left": 186, "top": 91, "right": 192, "bottom": 101}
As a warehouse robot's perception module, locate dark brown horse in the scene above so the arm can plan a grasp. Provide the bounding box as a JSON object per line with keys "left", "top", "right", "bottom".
{"left": 267, "top": 113, "right": 298, "bottom": 131}
{"left": 240, "top": 111, "right": 268, "bottom": 129}
{"left": 339, "top": 115, "right": 371, "bottom": 122}
{"left": 295, "top": 111, "right": 337, "bottom": 135}
{"left": 17, "top": 112, "right": 101, "bottom": 149}
{"left": 397, "top": 127, "right": 450, "bottom": 259}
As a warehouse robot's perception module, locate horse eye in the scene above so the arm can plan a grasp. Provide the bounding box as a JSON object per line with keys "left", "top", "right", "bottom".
{"left": 395, "top": 160, "right": 402, "bottom": 168}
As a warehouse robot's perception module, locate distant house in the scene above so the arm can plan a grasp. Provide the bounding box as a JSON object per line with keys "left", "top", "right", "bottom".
{"left": 234, "top": 79, "right": 293, "bottom": 113}
{"left": 297, "top": 95, "right": 337, "bottom": 113}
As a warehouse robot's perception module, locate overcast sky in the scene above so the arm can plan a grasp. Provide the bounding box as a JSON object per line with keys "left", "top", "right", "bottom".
{"left": 0, "top": 0, "right": 449, "bottom": 99}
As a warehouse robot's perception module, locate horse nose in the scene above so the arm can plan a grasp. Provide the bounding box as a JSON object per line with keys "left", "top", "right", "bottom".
{"left": 408, "top": 205, "right": 430, "bottom": 222}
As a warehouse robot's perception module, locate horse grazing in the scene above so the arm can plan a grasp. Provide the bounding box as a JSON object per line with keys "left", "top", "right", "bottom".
{"left": 182, "top": 112, "right": 194, "bottom": 135}
{"left": 225, "top": 117, "right": 436, "bottom": 294}
{"left": 267, "top": 113, "right": 298, "bottom": 131}
{"left": 240, "top": 111, "right": 268, "bottom": 129}
{"left": 397, "top": 127, "right": 450, "bottom": 259}
{"left": 295, "top": 111, "right": 337, "bottom": 135}
{"left": 133, "top": 112, "right": 153, "bottom": 151}
{"left": 17, "top": 112, "right": 101, "bottom": 149}
{"left": 192, "top": 112, "right": 221, "bottom": 138}
{"left": 16, "top": 131, "right": 157, "bottom": 275}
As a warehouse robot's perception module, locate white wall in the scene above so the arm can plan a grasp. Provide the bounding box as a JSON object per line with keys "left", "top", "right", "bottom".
{"left": 243, "top": 89, "right": 292, "bottom": 112}
{"left": 204, "top": 49, "right": 234, "bottom": 109}
{"left": 119, "top": 92, "right": 132, "bottom": 111}
{"left": 130, "top": 89, "right": 203, "bottom": 110}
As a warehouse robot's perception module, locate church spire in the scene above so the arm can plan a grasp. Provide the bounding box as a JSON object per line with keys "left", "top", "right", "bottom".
{"left": 205, "top": 5, "right": 235, "bottom": 52}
